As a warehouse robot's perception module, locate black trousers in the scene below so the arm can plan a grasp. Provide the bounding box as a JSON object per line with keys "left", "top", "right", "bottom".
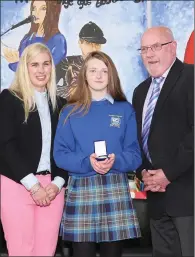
{"left": 150, "top": 214, "right": 194, "bottom": 257}
{"left": 72, "top": 241, "right": 123, "bottom": 257}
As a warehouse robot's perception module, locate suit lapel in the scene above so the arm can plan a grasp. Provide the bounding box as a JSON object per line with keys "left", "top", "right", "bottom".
{"left": 149, "top": 58, "right": 184, "bottom": 134}
{"left": 48, "top": 100, "right": 54, "bottom": 139}
{"left": 48, "top": 99, "right": 59, "bottom": 141}
{"left": 28, "top": 108, "right": 41, "bottom": 130}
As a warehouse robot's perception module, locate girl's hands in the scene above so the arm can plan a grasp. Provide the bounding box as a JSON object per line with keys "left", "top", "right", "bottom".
{"left": 90, "top": 153, "right": 115, "bottom": 175}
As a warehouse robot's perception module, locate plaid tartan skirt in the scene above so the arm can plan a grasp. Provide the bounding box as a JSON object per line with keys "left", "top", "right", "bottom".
{"left": 60, "top": 173, "right": 141, "bottom": 242}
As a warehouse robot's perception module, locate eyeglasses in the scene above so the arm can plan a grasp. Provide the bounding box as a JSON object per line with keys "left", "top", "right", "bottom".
{"left": 137, "top": 41, "right": 173, "bottom": 54}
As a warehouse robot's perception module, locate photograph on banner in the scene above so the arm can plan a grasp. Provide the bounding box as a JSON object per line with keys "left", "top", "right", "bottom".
{"left": 1, "top": 0, "right": 147, "bottom": 101}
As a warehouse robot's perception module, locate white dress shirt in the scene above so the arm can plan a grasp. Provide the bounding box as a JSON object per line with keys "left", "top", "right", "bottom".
{"left": 92, "top": 94, "right": 114, "bottom": 104}
{"left": 142, "top": 59, "right": 176, "bottom": 128}
{"left": 20, "top": 90, "right": 65, "bottom": 190}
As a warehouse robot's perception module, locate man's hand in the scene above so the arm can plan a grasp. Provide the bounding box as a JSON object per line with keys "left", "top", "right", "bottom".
{"left": 142, "top": 169, "right": 152, "bottom": 179}
{"left": 142, "top": 169, "right": 167, "bottom": 192}
{"left": 90, "top": 153, "right": 115, "bottom": 175}
{"left": 45, "top": 183, "right": 59, "bottom": 201}
{"left": 144, "top": 184, "right": 166, "bottom": 192}
{"left": 143, "top": 169, "right": 170, "bottom": 191}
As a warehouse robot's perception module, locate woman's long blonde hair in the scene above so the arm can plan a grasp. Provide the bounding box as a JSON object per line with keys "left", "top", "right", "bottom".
{"left": 65, "top": 51, "right": 127, "bottom": 121}
{"left": 10, "top": 43, "right": 57, "bottom": 122}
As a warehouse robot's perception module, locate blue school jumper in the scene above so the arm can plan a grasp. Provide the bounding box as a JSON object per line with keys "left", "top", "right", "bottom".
{"left": 54, "top": 98, "right": 142, "bottom": 242}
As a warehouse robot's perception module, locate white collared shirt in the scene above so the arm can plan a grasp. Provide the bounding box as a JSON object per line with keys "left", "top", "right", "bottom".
{"left": 142, "top": 59, "right": 176, "bottom": 128}
{"left": 20, "top": 90, "right": 65, "bottom": 191}
{"left": 92, "top": 94, "right": 114, "bottom": 104}
{"left": 35, "top": 90, "right": 51, "bottom": 172}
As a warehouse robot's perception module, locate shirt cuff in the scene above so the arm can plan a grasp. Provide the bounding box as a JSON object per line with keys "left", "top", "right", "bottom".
{"left": 51, "top": 176, "right": 65, "bottom": 191}
{"left": 20, "top": 173, "right": 39, "bottom": 191}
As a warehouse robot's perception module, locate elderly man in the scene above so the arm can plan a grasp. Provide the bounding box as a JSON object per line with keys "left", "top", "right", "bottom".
{"left": 132, "top": 26, "right": 194, "bottom": 257}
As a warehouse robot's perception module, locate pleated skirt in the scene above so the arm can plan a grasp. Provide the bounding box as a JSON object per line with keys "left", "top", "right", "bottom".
{"left": 60, "top": 173, "right": 141, "bottom": 242}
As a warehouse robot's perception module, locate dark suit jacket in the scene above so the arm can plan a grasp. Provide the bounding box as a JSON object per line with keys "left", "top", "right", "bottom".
{"left": 0, "top": 89, "right": 68, "bottom": 186}
{"left": 132, "top": 58, "right": 194, "bottom": 219}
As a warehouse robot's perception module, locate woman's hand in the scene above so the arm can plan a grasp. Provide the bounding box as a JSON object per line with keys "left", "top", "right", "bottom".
{"left": 30, "top": 183, "right": 51, "bottom": 207}
{"left": 45, "top": 183, "right": 59, "bottom": 201}
{"left": 2, "top": 45, "right": 19, "bottom": 63}
{"left": 90, "top": 153, "right": 115, "bottom": 175}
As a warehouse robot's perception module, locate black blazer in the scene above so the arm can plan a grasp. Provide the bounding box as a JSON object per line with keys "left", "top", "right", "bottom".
{"left": 0, "top": 89, "right": 68, "bottom": 186}
{"left": 132, "top": 58, "right": 194, "bottom": 219}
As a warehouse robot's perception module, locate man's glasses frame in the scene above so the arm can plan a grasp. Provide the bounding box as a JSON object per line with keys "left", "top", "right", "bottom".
{"left": 138, "top": 41, "right": 173, "bottom": 54}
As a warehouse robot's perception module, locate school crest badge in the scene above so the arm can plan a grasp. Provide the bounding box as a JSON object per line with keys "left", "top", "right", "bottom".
{"left": 109, "top": 115, "right": 121, "bottom": 128}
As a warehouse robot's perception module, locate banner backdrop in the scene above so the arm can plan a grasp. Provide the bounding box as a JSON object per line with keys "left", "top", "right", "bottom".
{"left": 1, "top": 0, "right": 194, "bottom": 102}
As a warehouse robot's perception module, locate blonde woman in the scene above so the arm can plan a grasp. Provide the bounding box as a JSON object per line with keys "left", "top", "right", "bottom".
{"left": 0, "top": 43, "right": 68, "bottom": 256}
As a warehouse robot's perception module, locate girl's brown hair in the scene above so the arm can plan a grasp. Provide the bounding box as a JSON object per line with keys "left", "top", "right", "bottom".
{"left": 65, "top": 51, "right": 127, "bottom": 121}
{"left": 26, "top": 0, "right": 61, "bottom": 42}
